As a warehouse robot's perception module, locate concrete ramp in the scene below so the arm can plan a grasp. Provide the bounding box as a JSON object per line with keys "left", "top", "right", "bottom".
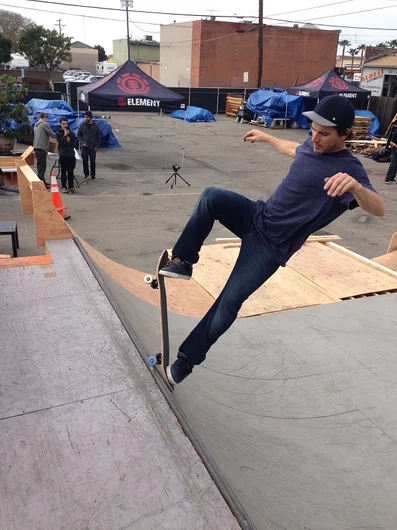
{"left": 78, "top": 238, "right": 397, "bottom": 530}
{"left": 0, "top": 239, "right": 242, "bottom": 530}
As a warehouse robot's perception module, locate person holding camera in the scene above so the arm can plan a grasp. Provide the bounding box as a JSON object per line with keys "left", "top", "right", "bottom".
{"left": 55, "top": 117, "right": 77, "bottom": 193}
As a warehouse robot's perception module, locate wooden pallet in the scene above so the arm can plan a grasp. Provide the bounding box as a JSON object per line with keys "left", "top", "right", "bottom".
{"left": 226, "top": 95, "right": 243, "bottom": 117}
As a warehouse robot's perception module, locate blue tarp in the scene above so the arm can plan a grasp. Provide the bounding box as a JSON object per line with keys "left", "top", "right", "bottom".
{"left": 26, "top": 99, "right": 121, "bottom": 148}
{"left": 246, "top": 89, "right": 316, "bottom": 129}
{"left": 355, "top": 110, "right": 380, "bottom": 137}
{"left": 25, "top": 98, "right": 74, "bottom": 114}
{"left": 169, "top": 106, "right": 215, "bottom": 123}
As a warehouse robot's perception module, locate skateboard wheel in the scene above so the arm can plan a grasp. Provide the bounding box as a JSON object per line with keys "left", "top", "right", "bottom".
{"left": 144, "top": 274, "right": 153, "bottom": 284}
{"left": 147, "top": 355, "right": 158, "bottom": 367}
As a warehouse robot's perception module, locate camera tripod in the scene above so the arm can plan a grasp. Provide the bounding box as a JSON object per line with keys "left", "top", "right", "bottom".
{"left": 165, "top": 164, "right": 190, "bottom": 189}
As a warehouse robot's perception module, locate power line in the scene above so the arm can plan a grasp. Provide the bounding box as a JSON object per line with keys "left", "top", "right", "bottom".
{"left": 0, "top": 3, "right": 180, "bottom": 26}
{"left": 263, "top": 0, "right": 354, "bottom": 19}
{"left": 304, "top": 3, "right": 397, "bottom": 21}
{"left": 23, "top": 0, "right": 251, "bottom": 18}
{"left": 3, "top": 0, "right": 397, "bottom": 32}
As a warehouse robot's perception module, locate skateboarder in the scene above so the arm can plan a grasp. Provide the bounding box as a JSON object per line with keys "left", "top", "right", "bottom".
{"left": 160, "top": 95, "right": 386, "bottom": 386}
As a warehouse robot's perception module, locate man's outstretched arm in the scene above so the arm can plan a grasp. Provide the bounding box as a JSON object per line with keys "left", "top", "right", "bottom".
{"left": 243, "top": 129, "right": 300, "bottom": 158}
{"left": 324, "top": 172, "right": 386, "bottom": 217}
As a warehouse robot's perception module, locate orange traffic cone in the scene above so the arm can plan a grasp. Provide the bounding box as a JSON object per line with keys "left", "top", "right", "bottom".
{"left": 50, "top": 172, "right": 69, "bottom": 220}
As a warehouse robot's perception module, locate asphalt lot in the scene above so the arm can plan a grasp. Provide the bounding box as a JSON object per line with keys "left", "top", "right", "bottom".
{"left": 1, "top": 113, "right": 395, "bottom": 272}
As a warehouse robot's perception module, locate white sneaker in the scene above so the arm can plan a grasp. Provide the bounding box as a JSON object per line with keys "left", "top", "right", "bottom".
{"left": 166, "top": 365, "right": 177, "bottom": 385}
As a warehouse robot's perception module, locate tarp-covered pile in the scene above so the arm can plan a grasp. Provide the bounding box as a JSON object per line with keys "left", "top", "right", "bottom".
{"left": 24, "top": 99, "right": 121, "bottom": 148}
{"left": 246, "top": 89, "right": 316, "bottom": 129}
{"left": 169, "top": 106, "right": 215, "bottom": 123}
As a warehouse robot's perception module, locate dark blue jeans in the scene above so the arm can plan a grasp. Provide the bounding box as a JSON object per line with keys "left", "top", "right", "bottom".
{"left": 81, "top": 146, "right": 96, "bottom": 178}
{"left": 173, "top": 187, "right": 280, "bottom": 366}
{"left": 386, "top": 148, "right": 397, "bottom": 182}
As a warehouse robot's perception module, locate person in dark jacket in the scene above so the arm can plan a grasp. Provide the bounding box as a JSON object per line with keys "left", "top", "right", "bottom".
{"left": 385, "top": 128, "right": 397, "bottom": 184}
{"left": 77, "top": 110, "right": 101, "bottom": 181}
{"left": 56, "top": 117, "right": 77, "bottom": 193}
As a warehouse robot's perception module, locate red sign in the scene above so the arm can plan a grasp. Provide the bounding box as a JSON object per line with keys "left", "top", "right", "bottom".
{"left": 118, "top": 97, "right": 127, "bottom": 106}
{"left": 116, "top": 73, "right": 150, "bottom": 94}
{"left": 329, "top": 76, "right": 348, "bottom": 90}
{"left": 305, "top": 76, "right": 324, "bottom": 89}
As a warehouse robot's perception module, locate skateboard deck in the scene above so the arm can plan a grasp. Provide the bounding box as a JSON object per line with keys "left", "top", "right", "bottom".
{"left": 144, "top": 250, "right": 174, "bottom": 392}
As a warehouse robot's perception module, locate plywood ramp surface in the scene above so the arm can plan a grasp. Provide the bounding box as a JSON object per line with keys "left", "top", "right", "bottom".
{"left": 194, "top": 243, "right": 397, "bottom": 316}
{"left": 288, "top": 243, "right": 397, "bottom": 297}
{"left": 372, "top": 250, "right": 397, "bottom": 272}
{"left": 77, "top": 236, "right": 214, "bottom": 318}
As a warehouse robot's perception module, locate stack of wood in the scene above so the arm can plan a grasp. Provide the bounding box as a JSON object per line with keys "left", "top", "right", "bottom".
{"left": 226, "top": 95, "right": 244, "bottom": 117}
{"left": 345, "top": 138, "right": 387, "bottom": 155}
{"left": 352, "top": 116, "right": 372, "bottom": 140}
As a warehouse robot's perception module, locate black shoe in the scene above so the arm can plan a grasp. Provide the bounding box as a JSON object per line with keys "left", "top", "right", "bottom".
{"left": 91, "top": 175, "right": 96, "bottom": 180}
{"left": 160, "top": 257, "right": 192, "bottom": 280}
{"left": 385, "top": 179, "right": 396, "bottom": 184}
{"left": 166, "top": 355, "right": 193, "bottom": 385}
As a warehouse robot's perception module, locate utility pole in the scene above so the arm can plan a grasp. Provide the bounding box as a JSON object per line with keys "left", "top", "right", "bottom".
{"left": 121, "top": 0, "right": 133, "bottom": 61}
{"left": 257, "top": 0, "right": 264, "bottom": 88}
{"left": 55, "top": 18, "right": 65, "bottom": 34}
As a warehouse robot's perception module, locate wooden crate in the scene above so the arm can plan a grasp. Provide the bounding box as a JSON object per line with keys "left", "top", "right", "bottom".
{"left": 226, "top": 95, "right": 243, "bottom": 117}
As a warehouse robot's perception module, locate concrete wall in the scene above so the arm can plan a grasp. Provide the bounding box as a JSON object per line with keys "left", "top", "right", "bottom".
{"left": 60, "top": 48, "right": 98, "bottom": 74}
{"left": 113, "top": 39, "right": 160, "bottom": 66}
{"left": 160, "top": 22, "right": 193, "bottom": 87}
{"left": 137, "top": 62, "right": 160, "bottom": 82}
{"left": 190, "top": 20, "right": 339, "bottom": 88}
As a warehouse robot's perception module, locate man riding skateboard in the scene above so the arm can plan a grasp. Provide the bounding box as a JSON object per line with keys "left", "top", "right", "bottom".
{"left": 160, "top": 95, "right": 386, "bottom": 386}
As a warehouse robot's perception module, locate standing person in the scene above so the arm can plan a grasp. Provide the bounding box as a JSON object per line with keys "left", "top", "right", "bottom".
{"left": 33, "top": 112, "right": 56, "bottom": 188}
{"left": 385, "top": 127, "right": 397, "bottom": 184}
{"left": 77, "top": 110, "right": 101, "bottom": 181}
{"left": 159, "top": 96, "right": 386, "bottom": 386}
{"left": 55, "top": 117, "right": 77, "bottom": 193}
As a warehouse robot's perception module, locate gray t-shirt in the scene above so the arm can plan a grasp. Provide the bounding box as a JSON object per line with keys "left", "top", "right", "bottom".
{"left": 33, "top": 121, "right": 56, "bottom": 152}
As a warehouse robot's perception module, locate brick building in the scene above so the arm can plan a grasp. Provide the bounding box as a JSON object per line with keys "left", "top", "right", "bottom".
{"left": 160, "top": 20, "right": 340, "bottom": 88}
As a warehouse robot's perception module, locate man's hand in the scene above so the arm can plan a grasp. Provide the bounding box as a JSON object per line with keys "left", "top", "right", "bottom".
{"left": 324, "top": 172, "right": 361, "bottom": 197}
{"left": 243, "top": 129, "right": 270, "bottom": 143}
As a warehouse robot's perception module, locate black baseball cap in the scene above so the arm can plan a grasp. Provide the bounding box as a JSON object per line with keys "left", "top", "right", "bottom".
{"left": 84, "top": 110, "right": 93, "bottom": 118}
{"left": 303, "top": 95, "right": 355, "bottom": 128}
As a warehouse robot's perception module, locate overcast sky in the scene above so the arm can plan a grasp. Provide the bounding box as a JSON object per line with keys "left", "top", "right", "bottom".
{"left": 4, "top": 0, "right": 397, "bottom": 56}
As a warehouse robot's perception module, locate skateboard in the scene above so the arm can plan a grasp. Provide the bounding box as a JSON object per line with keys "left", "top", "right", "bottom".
{"left": 144, "top": 250, "right": 174, "bottom": 392}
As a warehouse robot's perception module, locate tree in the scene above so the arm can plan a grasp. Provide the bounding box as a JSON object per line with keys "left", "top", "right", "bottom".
{"left": 19, "top": 25, "right": 72, "bottom": 83}
{"left": 0, "top": 75, "right": 30, "bottom": 142}
{"left": 94, "top": 45, "right": 108, "bottom": 62}
{"left": 376, "top": 42, "right": 387, "bottom": 47}
{"left": 0, "top": 10, "right": 34, "bottom": 52}
{"left": 349, "top": 47, "right": 359, "bottom": 79}
{"left": 357, "top": 43, "right": 366, "bottom": 68}
{"left": 386, "top": 40, "right": 397, "bottom": 48}
{"left": 338, "top": 39, "right": 351, "bottom": 72}
{"left": 0, "top": 34, "right": 12, "bottom": 63}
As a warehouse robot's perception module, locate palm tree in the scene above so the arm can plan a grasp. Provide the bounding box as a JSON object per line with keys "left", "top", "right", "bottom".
{"left": 376, "top": 42, "right": 386, "bottom": 47}
{"left": 357, "top": 43, "right": 366, "bottom": 68}
{"left": 386, "top": 40, "right": 397, "bottom": 48}
{"left": 348, "top": 47, "right": 359, "bottom": 79}
{"left": 338, "top": 39, "right": 351, "bottom": 72}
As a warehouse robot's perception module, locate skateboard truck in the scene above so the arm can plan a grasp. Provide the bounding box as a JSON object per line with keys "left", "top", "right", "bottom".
{"left": 147, "top": 353, "right": 162, "bottom": 367}
{"left": 144, "top": 274, "right": 158, "bottom": 289}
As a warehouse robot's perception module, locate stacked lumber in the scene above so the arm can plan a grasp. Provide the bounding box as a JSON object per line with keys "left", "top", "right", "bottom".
{"left": 226, "top": 95, "right": 243, "bottom": 117}
{"left": 345, "top": 138, "right": 387, "bottom": 155}
{"left": 352, "top": 116, "right": 372, "bottom": 140}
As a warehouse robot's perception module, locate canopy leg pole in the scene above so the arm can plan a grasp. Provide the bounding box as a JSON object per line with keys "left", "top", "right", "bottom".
{"left": 285, "top": 97, "right": 288, "bottom": 130}
{"left": 160, "top": 108, "right": 163, "bottom": 141}
{"left": 181, "top": 108, "right": 187, "bottom": 168}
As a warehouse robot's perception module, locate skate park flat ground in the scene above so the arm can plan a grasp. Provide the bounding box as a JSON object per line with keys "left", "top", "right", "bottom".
{"left": 1, "top": 113, "right": 396, "bottom": 269}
